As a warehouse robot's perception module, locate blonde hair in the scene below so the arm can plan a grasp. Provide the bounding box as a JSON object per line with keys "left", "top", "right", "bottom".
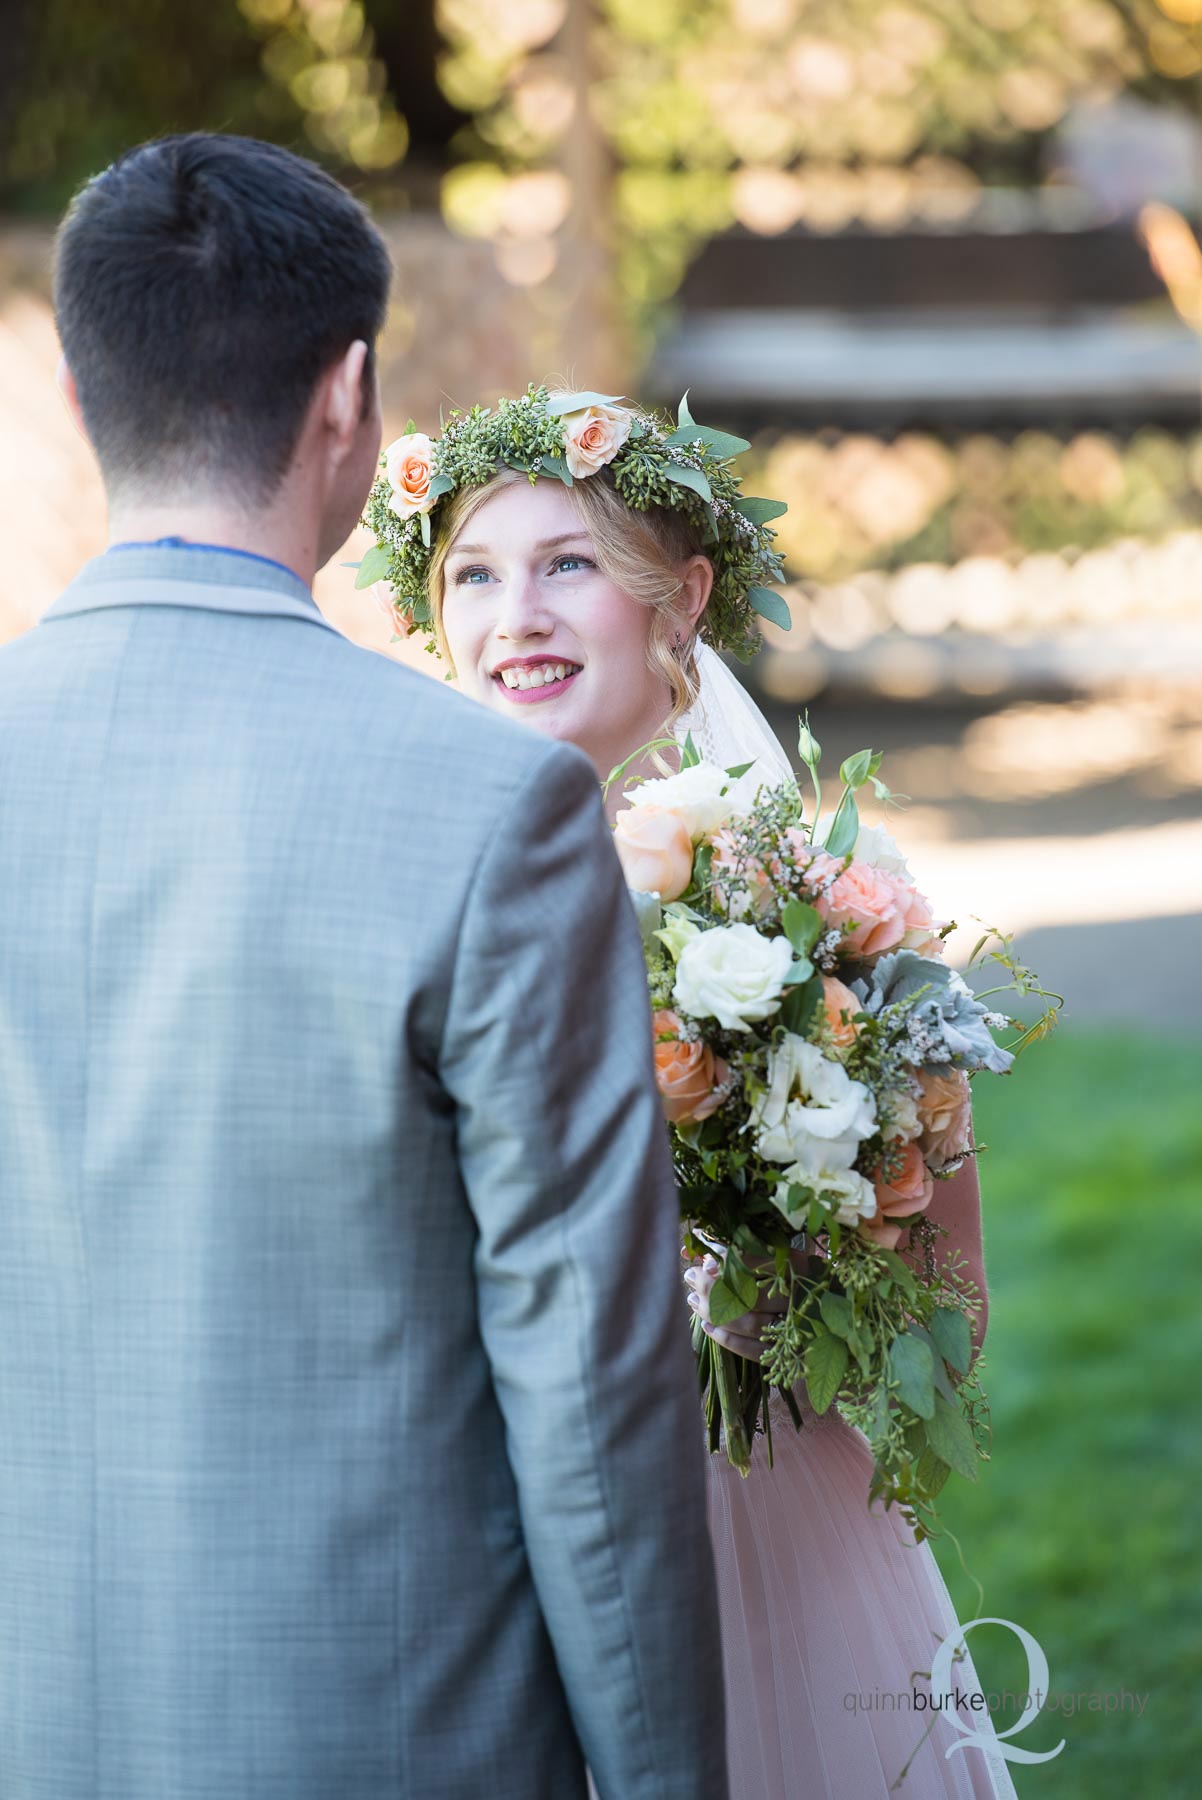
{"left": 427, "top": 466, "right": 709, "bottom": 723}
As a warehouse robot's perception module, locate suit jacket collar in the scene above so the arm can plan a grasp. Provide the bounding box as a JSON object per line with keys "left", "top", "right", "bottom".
{"left": 40, "top": 542, "right": 343, "bottom": 639}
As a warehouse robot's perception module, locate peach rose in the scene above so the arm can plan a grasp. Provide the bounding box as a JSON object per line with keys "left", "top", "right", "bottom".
{"left": 384, "top": 432, "right": 436, "bottom": 519}
{"left": 898, "top": 880, "right": 945, "bottom": 955}
{"left": 917, "top": 1067, "right": 972, "bottom": 1170}
{"left": 652, "top": 1009, "right": 731, "bottom": 1124}
{"left": 821, "top": 976, "right": 862, "bottom": 1047}
{"left": 369, "top": 579, "right": 414, "bottom": 641}
{"left": 613, "top": 805, "right": 694, "bottom": 901}
{"left": 559, "top": 403, "right": 632, "bottom": 479}
{"left": 860, "top": 1141, "right": 936, "bottom": 1248}
{"left": 805, "top": 852, "right": 907, "bottom": 959}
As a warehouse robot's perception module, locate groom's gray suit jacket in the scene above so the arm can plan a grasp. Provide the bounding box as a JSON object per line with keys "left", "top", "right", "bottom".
{"left": 0, "top": 544, "right": 726, "bottom": 1800}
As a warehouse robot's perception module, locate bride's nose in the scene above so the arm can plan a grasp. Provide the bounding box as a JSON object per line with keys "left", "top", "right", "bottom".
{"left": 493, "top": 569, "right": 554, "bottom": 641}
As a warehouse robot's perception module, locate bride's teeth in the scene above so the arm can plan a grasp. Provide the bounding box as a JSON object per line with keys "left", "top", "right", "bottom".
{"left": 497, "top": 661, "right": 578, "bottom": 690}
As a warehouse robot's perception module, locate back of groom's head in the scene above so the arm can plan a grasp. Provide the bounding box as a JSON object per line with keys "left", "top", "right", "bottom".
{"left": 54, "top": 133, "right": 392, "bottom": 505}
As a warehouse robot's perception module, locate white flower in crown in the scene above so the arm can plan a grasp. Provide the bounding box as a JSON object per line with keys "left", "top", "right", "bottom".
{"left": 556, "top": 400, "right": 632, "bottom": 479}
{"left": 384, "top": 432, "right": 436, "bottom": 519}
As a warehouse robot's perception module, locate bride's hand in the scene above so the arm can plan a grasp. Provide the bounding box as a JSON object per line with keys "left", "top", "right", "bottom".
{"left": 681, "top": 1248, "right": 789, "bottom": 1363}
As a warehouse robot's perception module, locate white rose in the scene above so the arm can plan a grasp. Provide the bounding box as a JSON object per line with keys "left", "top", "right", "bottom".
{"left": 558, "top": 402, "right": 632, "bottom": 479}
{"left": 673, "top": 924, "right": 794, "bottom": 1032}
{"left": 624, "top": 762, "right": 738, "bottom": 840}
{"left": 772, "top": 1162, "right": 879, "bottom": 1228}
{"left": 754, "top": 1034, "right": 878, "bottom": 1169}
{"left": 816, "top": 817, "right": 911, "bottom": 878}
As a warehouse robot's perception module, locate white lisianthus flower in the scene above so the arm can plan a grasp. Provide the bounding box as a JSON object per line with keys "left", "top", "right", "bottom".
{"left": 673, "top": 924, "right": 794, "bottom": 1032}
{"left": 624, "top": 761, "right": 742, "bottom": 841}
{"left": 883, "top": 1085, "right": 922, "bottom": 1143}
{"left": 772, "top": 1162, "right": 879, "bottom": 1228}
{"left": 754, "top": 1034, "right": 878, "bottom": 1170}
{"left": 816, "top": 817, "right": 911, "bottom": 879}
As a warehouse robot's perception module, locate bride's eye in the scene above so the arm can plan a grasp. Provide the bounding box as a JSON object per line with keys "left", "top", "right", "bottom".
{"left": 551, "top": 554, "right": 593, "bottom": 575}
{"left": 454, "top": 566, "right": 493, "bottom": 586}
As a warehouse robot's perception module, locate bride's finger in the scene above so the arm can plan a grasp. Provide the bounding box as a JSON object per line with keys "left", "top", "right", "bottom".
{"left": 702, "top": 1321, "right": 765, "bottom": 1362}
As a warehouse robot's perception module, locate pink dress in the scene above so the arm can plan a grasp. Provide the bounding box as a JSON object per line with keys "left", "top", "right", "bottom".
{"left": 706, "top": 1391, "right": 1019, "bottom": 1799}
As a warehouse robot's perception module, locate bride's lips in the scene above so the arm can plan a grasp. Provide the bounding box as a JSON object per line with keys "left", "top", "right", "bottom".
{"left": 491, "top": 657, "right": 582, "bottom": 705}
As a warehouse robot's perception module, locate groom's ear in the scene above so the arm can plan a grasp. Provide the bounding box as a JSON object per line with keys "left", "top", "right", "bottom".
{"left": 322, "top": 339, "right": 374, "bottom": 466}
{"left": 56, "top": 355, "right": 92, "bottom": 446}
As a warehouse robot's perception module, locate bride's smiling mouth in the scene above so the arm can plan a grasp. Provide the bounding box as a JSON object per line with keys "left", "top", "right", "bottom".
{"left": 491, "top": 656, "right": 583, "bottom": 704}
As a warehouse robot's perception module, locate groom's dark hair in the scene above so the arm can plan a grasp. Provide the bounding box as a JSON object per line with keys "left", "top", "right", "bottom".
{"left": 53, "top": 133, "right": 392, "bottom": 501}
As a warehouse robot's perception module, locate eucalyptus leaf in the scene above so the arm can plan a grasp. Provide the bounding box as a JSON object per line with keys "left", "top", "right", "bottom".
{"left": 887, "top": 1330, "right": 935, "bottom": 1420}
{"left": 664, "top": 462, "right": 713, "bottom": 504}
{"left": 664, "top": 423, "right": 751, "bottom": 459}
{"left": 734, "top": 495, "right": 789, "bottom": 525}
{"left": 925, "top": 1391, "right": 979, "bottom": 1482}
{"left": 427, "top": 472, "right": 456, "bottom": 502}
{"left": 782, "top": 957, "right": 814, "bottom": 987}
{"left": 539, "top": 455, "right": 574, "bottom": 486}
{"left": 781, "top": 898, "right": 823, "bottom": 957}
{"left": 419, "top": 510, "right": 432, "bottom": 550}
{"left": 352, "top": 543, "right": 392, "bottom": 590}
{"left": 819, "top": 1292, "right": 854, "bottom": 1340}
{"left": 678, "top": 390, "right": 695, "bottom": 428}
{"left": 928, "top": 1307, "right": 973, "bottom": 1375}
{"left": 805, "top": 1327, "right": 848, "bottom": 1415}
{"left": 748, "top": 586, "right": 791, "bottom": 630}
{"left": 543, "top": 390, "right": 624, "bottom": 415}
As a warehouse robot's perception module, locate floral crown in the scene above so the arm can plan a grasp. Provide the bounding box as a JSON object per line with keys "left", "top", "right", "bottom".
{"left": 355, "top": 384, "right": 790, "bottom": 661}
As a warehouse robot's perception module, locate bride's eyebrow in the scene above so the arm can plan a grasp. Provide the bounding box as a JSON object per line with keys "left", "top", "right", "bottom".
{"left": 448, "top": 532, "right": 593, "bottom": 557}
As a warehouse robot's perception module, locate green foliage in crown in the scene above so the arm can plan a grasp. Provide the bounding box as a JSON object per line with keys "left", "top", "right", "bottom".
{"left": 356, "top": 384, "right": 790, "bottom": 661}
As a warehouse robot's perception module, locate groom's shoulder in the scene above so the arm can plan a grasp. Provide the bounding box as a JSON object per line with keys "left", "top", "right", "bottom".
{"left": 327, "top": 636, "right": 597, "bottom": 806}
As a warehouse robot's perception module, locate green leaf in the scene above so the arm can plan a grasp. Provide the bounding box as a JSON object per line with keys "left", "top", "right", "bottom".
{"left": 539, "top": 455, "right": 573, "bottom": 486}
{"left": 780, "top": 973, "right": 823, "bottom": 1035}
{"left": 353, "top": 543, "right": 393, "bottom": 590}
{"left": 887, "top": 1330, "right": 935, "bottom": 1419}
{"left": 823, "top": 791, "right": 860, "bottom": 858}
{"left": 781, "top": 899, "right": 823, "bottom": 957}
{"left": 782, "top": 957, "right": 814, "bottom": 987}
{"left": 725, "top": 761, "right": 755, "bottom": 780}
{"left": 427, "top": 472, "right": 456, "bottom": 502}
{"left": 925, "top": 1391, "right": 980, "bottom": 1482}
{"left": 419, "top": 510, "right": 432, "bottom": 550}
{"left": 915, "top": 1444, "right": 952, "bottom": 1498}
{"left": 839, "top": 748, "right": 875, "bottom": 789}
{"left": 664, "top": 462, "right": 713, "bottom": 504}
{"left": 664, "top": 423, "right": 751, "bottom": 459}
{"left": 748, "top": 586, "right": 791, "bottom": 630}
{"left": 734, "top": 495, "right": 789, "bottom": 525}
{"left": 723, "top": 1249, "right": 761, "bottom": 1312}
{"left": 929, "top": 1306, "right": 973, "bottom": 1375}
{"left": 805, "top": 1327, "right": 849, "bottom": 1415}
{"left": 678, "top": 389, "right": 695, "bottom": 428}
{"left": 819, "top": 1292, "right": 854, "bottom": 1340}
{"left": 543, "top": 390, "right": 624, "bottom": 415}
{"left": 680, "top": 730, "right": 701, "bottom": 769}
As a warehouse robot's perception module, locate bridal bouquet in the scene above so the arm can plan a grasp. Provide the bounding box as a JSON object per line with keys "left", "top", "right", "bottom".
{"left": 612, "top": 726, "right": 1057, "bottom": 1534}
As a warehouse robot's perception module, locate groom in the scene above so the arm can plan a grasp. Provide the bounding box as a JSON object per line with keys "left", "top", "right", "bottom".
{"left": 0, "top": 135, "right": 726, "bottom": 1799}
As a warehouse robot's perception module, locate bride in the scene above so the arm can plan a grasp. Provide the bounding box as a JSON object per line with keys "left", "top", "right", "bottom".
{"left": 372, "top": 391, "right": 1018, "bottom": 1800}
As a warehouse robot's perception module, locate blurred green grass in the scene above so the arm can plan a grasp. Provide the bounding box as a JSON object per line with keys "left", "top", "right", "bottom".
{"left": 930, "top": 1031, "right": 1202, "bottom": 1799}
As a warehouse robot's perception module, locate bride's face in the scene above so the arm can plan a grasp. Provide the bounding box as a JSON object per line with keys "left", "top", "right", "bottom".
{"left": 440, "top": 479, "right": 671, "bottom": 776}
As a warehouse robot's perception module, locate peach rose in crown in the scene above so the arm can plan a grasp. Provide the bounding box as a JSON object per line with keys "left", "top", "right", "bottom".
{"left": 384, "top": 432, "right": 436, "bottom": 519}
{"left": 652, "top": 1009, "right": 731, "bottom": 1125}
{"left": 613, "top": 805, "right": 694, "bottom": 902}
{"left": 559, "top": 403, "right": 632, "bottom": 479}
{"left": 821, "top": 976, "right": 862, "bottom": 1048}
{"left": 917, "top": 1067, "right": 973, "bottom": 1170}
{"left": 860, "top": 1141, "right": 936, "bottom": 1250}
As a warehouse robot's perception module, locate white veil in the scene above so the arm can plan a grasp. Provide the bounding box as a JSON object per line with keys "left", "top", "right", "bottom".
{"left": 675, "top": 642, "right": 793, "bottom": 784}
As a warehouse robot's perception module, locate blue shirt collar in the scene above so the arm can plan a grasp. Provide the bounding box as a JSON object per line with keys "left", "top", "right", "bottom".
{"left": 102, "top": 537, "right": 311, "bottom": 598}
